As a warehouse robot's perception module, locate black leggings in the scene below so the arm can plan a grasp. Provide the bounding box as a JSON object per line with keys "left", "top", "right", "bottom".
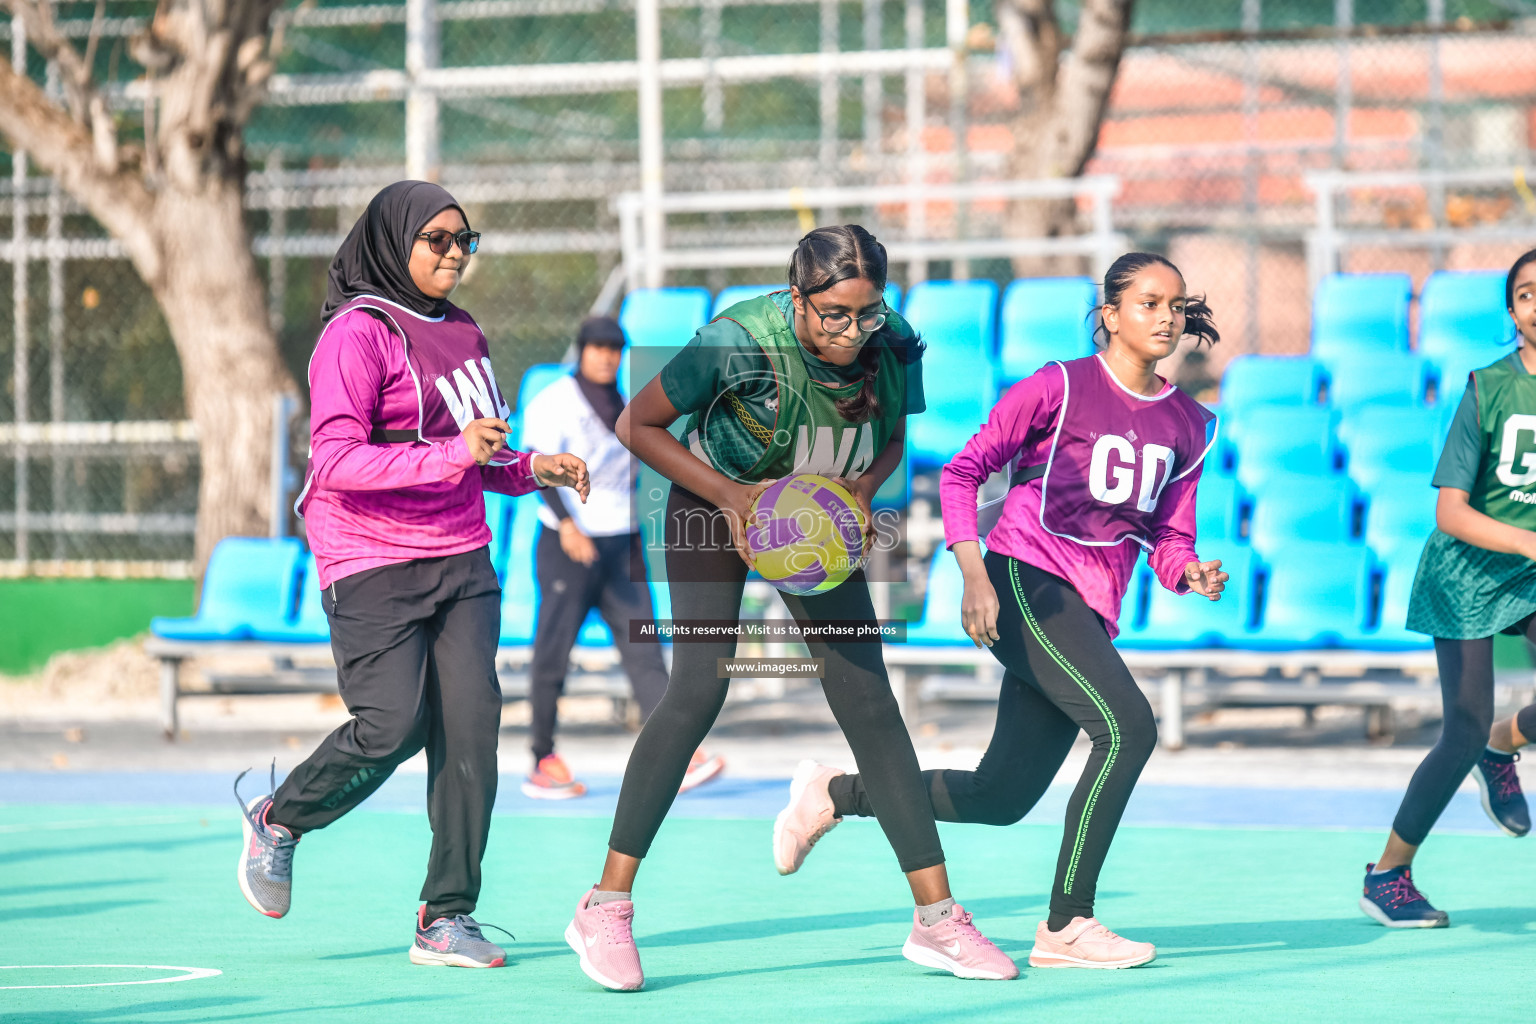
{"left": 830, "top": 553, "right": 1158, "bottom": 922}
{"left": 1392, "top": 614, "right": 1536, "bottom": 846}
{"left": 607, "top": 486, "right": 945, "bottom": 873}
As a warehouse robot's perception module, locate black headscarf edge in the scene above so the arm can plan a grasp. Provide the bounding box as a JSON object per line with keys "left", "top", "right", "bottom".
{"left": 322, "top": 180, "right": 469, "bottom": 321}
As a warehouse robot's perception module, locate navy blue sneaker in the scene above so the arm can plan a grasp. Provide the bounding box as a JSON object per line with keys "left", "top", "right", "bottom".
{"left": 1472, "top": 749, "right": 1530, "bottom": 837}
{"left": 1359, "top": 863, "right": 1449, "bottom": 928}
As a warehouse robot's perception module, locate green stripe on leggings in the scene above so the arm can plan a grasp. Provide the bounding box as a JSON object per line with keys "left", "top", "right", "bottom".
{"left": 1007, "top": 558, "right": 1119, "bottom": 897}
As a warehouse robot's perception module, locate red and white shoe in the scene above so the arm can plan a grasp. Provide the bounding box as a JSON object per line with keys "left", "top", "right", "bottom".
{"left": 1027, "top": 917, "right": 1155, "bottom": 969}
{"left": 902, "top": 903, "right": 1019, "bottom": 980}
{"left": 522, "top": 754, "right": 587, "bottom": 800}
{"left": 566, "top": 887, "right": 644, "bottom": 991}
{"left": 772, "top": 760, "right": 843, "bottom": 875}
{"left": 679, "top": 748, "right": 725, "bottom": 793}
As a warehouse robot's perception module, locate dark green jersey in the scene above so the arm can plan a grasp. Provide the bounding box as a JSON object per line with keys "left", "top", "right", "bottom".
{"left": 659, "top": 290, "right": 923, "bottom": 482}
{"left": 1408, "top": 350, "right": 1536, "bottom": 638}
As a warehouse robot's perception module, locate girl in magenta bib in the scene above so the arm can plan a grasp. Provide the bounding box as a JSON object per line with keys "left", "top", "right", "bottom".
{"left": 804, "top": 252, "right": 1226, "bottom": 969}
{"left": 233, "top": 181, "right": 588, "bottom": 967}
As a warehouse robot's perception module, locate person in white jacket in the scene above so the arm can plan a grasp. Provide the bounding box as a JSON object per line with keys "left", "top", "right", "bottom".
{"left": 521, "top": 316, "right": 724, "bottom": 798}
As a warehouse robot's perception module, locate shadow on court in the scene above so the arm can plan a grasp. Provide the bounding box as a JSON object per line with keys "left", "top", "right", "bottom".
{"left": 9, "top": 995, "right": 435, "bottom": 1023}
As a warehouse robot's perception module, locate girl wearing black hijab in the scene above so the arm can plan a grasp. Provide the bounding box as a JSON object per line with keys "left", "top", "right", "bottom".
{"left": 233, "top": 181, "right": 589, "bottom": 968}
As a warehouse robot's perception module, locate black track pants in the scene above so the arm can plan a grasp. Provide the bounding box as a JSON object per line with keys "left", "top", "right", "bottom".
{"left": 529, "top": 527, "right": 669, "bottom": 762}
{"left": 1392, "top": 614, "right": 1536, "bottom": 846}
{"left": 269, "top": 548, "right": 503, "bottom": 918}
{"left": 607, "top": 486, "right": 945, "bottom": 874}
{"left": 830, "top": 553, "right": 1158, "bottom": 920}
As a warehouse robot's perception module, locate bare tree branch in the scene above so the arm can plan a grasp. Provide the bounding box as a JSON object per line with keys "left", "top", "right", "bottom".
{"left": 0, "top": 54, "right": 158, "bottom": 276}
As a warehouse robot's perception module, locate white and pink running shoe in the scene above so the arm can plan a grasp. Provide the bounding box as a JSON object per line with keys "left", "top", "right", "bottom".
{"left": 1027, "top": 917, "right": 1155, "bottom": 969}
{"left": 566, "top": 886, "right": 644, "bottom": 991}
{"left": 772, "top": 760, "right": 844, "bottom": 875}
{"left": 901, "top": 903, "right": 1019, "bottom": 980}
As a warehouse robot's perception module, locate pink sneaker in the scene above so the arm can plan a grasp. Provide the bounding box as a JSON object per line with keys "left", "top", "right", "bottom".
{"left": 1027, "top": 917, "right": 1155, "bottom": 969}
{"left": 565, "top": 887, "right": 644, "bottom": 991}
{"left": 901, "top": 903, "right": 1019, "bottom": 980}
{"left": 772, "top": 760, "right": 843, "bottom": 875}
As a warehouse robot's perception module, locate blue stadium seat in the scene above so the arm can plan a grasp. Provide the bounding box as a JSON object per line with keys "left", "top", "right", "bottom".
{"left": 998, "top": 276, "right": 1097, "bottom": 385}
{"left": 1247, "top": 473, "right": 1356, "bottom": 548}
{"left": 902, "top": 280, "right": 999, "bottom": 469}
{"left": 516, "top": 363, "right": 569, "bottom": 408}
{"left": 152, "top": 537, "right": 305, "bottom": 641}
{"left": 483, "top": 491, "right": 514, "bottom": 583}
{"left": 1227, "top": 407, "right": 1337, "bottom": 490}
{"left": 1217, "top": 355, "right": 1322, "bottom": 408}
{"left": 1119, "top": 547, "right": 1257, "bottom": 649}
{"left": 1196, "top": 472, "right": 1243, "bottom": 543}
{"left": 1364, "top": 477, "right": 1437, "bottom": 564}
{"left": 1245, "top": 541, "right": 1375, "bottom": 649}
{"left": 1337, "top": 406, "right": 1439, "bottom": 492}
{"left": 711, "top": 283, "right": 900, "bottom": 318}
{"left": 1311, "top": 273, "right": 1412, "bottom": 357}
{"left": 712, "top": 284, "right": 784, "bottom": 316}
{"left": 907, "top": 548, "right": 970, "bottom": 645}
{"left": 498, "top": 497, "right": 544, "bottom": 646}
{"left": 1365, "top": 547, "right": 1433, "bottom": 650}
{"left": 1117, "top": 554, "right": 1148, "bottom": 635}
{"left": 619, "top": 287, "right": 711, "bottom": 349}
{"left": 1431, "top": 345, "right": 1515, "bottom": 408}
{"left": 1418, "top": 270, "right": 1512, "bottom": 358}
{"left": 578, "top": 609, "right": 614, "bottom": 647}
{"left": 248, "top": 553, "right": 330, "bottom": 643}
{"left": 1321, "top": 352, "right": 1429, "bottom": 410}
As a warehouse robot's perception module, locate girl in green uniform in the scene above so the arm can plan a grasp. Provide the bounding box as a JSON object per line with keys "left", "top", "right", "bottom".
{"left": 561, "top": 225, "right": 1017, "bottom": 990}
{"left": 1360, "top": 247, "right": 1536, "bottom": 927}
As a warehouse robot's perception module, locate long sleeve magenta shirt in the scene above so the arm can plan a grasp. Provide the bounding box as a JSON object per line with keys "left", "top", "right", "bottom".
{"left": 939, "top": 362, "right": 1203, "bottom": 637}
{"left": 301, "top": 308, "right": 539, "bottom": 589}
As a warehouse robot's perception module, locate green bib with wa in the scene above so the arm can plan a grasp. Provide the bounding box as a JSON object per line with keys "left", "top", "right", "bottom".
{"left": 682, "top": 295, "right": 908, "bottom": 482}
{"left": 1472, "top": 357, "right": 1536, "bottom": 529}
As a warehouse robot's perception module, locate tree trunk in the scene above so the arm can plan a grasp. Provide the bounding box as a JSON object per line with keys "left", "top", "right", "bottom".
{"left": 1003, "top": 0, "right": 1134, "bottom": 278}
{"left": 149, "top": 179, "right": 295, "bottom": 566}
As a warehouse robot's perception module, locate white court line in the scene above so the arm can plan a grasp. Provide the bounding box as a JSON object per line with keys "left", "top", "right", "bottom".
{"left": 0, "top": 965, "right": 222, "bottom": 990}
{"left": 0, "top": 814, "right": 203, "bottom": 835}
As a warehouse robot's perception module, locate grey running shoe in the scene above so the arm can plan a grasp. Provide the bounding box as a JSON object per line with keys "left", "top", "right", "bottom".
{"left": 235, "top": 766, "right": 299, "bottom": 918}
{"left": 410, "top": 908, "right": 513, "bottom": 968}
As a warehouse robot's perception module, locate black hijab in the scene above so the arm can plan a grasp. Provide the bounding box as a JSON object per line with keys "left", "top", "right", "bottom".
{"left": 322, "top": 180, "right": 468, "bottom": 320}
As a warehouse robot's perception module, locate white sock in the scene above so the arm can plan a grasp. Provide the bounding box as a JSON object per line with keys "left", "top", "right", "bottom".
{"left": 590, "top": 889, "right": 631, "bottom": 907}
{"left": 917, "top": 897, "right": 955, "bottom": 927}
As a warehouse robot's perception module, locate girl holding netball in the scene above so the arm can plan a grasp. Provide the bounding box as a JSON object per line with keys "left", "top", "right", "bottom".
{"left": 234, "top": 181, "right": 588, "bottom": 966}
{"left": 1360, "top": 247, "right": 1536, "bottom": 927}
{"left": 564, "top": 225, "right": 1017, "bottom": 990}
{"left": 791, "top": 252, "right": 1226, "bottom": 969}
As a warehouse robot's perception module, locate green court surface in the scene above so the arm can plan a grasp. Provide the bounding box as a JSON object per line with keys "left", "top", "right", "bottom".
{"left": 1, "top": 805, "right": 1529, "bottom": 1023}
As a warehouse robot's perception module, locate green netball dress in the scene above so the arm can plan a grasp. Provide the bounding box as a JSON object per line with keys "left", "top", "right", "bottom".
{"left": 658, "top": 290, "right": 922, "bottom": 483}
{"left": 1407, "top": 351, "right": 1536, "bottom": 638}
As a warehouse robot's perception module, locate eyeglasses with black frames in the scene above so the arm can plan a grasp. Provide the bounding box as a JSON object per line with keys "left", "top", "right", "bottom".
{"left": 803, "top": 294, "right": 887, "bottom": 334}
{"left": 415, "top": 229, "right": 481, "bottom": 256}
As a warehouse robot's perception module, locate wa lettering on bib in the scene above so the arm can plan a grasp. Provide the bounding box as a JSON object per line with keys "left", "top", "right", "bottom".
{"left": 296, "top": 295, "right": 515, "bottom": 516}
{"left": 1035, "top": 356, "right": 1216, "bottom": 549}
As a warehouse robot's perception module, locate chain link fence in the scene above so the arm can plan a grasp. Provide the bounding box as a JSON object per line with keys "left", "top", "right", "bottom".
{"left": 1, "top": 0, "right": 1532, "bottom": 572}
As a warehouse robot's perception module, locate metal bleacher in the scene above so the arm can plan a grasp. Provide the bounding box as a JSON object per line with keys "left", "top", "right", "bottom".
{"left": 147, "top": 271, "right": 1532, "bottom": 743}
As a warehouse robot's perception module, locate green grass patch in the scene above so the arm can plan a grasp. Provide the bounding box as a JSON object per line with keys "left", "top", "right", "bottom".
{"left": 0, "top": 578, "right": 193, "bottom": 675}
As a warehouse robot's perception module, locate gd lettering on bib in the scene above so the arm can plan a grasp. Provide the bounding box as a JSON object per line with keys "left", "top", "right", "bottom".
{"left": 1034, "top": 356, "right": 1216, "bottom": 549}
